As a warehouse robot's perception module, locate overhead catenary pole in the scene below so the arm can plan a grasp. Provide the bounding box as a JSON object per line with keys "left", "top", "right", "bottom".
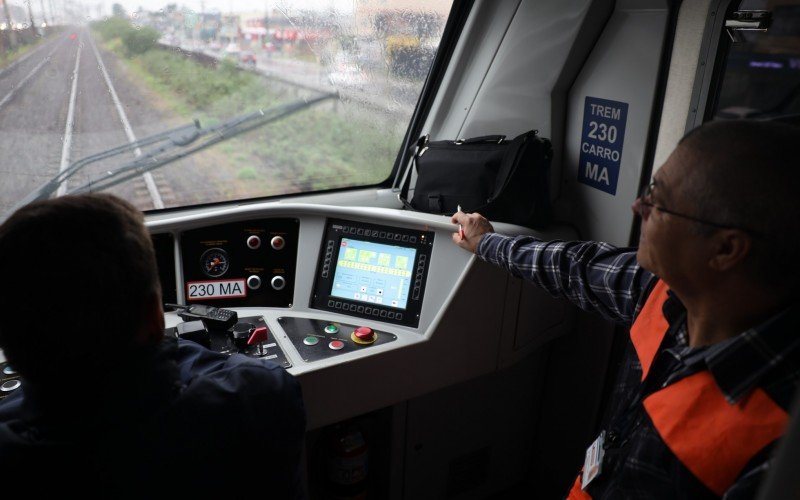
{"left": 39, "top": 0, "right": 48, "bottom": 26}
{"left": 26, "top": 0, "right": 36, "bottom": 37}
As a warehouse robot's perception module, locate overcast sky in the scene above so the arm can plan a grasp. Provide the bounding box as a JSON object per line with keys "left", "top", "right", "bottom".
{"left": 12, "top": 0, "right": 357, "bottom": 25}
{"left": 11, "top": 1, "right": 354, "bottom": 23}
{"left": 98, "top": 0, "right": 352, "bottom": 15}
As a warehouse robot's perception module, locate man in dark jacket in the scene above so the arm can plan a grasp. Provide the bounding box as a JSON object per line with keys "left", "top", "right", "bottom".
{"left": 451, "top": 119, "right": 799, "bottom": 499}
{"left": 0, "top": 194, "right": 306, "bottom": 496}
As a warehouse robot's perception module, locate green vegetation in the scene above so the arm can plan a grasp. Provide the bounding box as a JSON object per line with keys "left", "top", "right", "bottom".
{"left": 237, "top": 166, "right": 257, "bottom": 180}
{"left": 121, "top": 26, "right": 160, "bottom": 56}
{"left": 89, "top": 17, "right": 398, "bottom": 195}
{"left": 0, "top": 35, "right": 46, "bottom": 69}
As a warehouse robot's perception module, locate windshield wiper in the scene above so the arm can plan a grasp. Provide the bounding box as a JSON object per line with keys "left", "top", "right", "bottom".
{"left": 12, "top": 92, "right": 338, "bottom": 211}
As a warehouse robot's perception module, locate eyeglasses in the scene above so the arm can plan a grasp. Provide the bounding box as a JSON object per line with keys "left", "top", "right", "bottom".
{"left": 634, "top": 180, "right": 760, "bottom": 235}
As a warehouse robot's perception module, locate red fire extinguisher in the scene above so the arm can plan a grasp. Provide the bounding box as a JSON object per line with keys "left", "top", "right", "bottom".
{"left": 322, "top": 420, "right": 369, "bottom": 500}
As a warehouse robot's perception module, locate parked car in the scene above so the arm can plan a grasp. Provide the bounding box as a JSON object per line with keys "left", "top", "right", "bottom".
{"left": 240, "top": 51, "right": 257, "bottom": 65}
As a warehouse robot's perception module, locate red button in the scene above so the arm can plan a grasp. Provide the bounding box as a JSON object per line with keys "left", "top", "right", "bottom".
{"left": 328, "top": 340, "right": 345, "bottom": 350}
{"left": 354, "top": 327, "right": 375, "bottom": 340}
{"left": 247, "top": 235, "right": 261, "bottom": 249}
{"left": 271, "top": 236, "right": 285, "bottom": 250}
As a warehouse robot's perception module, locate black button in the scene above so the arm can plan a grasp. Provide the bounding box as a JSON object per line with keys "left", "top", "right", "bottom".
{"left": 335, "top": 301, "right": 342, "bottom": 309}
{"left": 410, "top": 236, "right": 417, "bottom": 243}
{"left": 379, "top": 232, "right": 386, "bottom": 238}
{"left": 365, "top": 307, "right": 372, "bottom": 315}
{"left": 380, "top": 310, "right": 387, "bottom": 317}
{"left": 328, "top": 300, "right": 335, "bottom": 307}
{"left": 357, "top": 305, "right": 365, "bottom": 313}
{"left": 396, "top": 313, "right": 403, "bottom": 320}
{"left": 420, "top": 255, "right": 426, "bottom": 262}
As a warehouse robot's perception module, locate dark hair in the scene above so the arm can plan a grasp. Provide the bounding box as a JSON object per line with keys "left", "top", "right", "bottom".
{"left": 0, "top": 194, "right": 161, "bottom": 383}
{"left": 678, "top": 119, "right": 800, "bottom": 288}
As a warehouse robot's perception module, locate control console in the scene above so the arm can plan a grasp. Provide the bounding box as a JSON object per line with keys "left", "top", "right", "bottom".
{"left": 167, "top": 315, "right": 291, "bottom": 368}
{"left": 180, "top": 218, "right": 298, "bottom": 307}
{"left": 310, "top": 219, "right": 434, "bottom": 328}
{"left": 278, "top": 317, "right": 397, "bottom": 362}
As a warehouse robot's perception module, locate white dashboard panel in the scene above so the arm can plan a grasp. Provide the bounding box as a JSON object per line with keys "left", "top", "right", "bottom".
{"left": 158, "top": 203, "right": 577, "bottom": 428}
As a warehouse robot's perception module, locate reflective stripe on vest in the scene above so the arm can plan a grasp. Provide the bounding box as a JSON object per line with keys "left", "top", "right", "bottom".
{"left": 567, "top": 475, "right": 591, "bottom": 499}
{"left": 568, "top": 280, "right": 788, "bottom": 499}
{"left": 630, "top": 279, "right": 670, "bottom": 380}
{"left": 644, "top": 370, "right": 787, "bottom": 495}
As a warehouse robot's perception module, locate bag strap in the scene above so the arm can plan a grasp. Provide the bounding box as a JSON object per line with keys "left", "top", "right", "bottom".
{"left": 398, "top": 135, "right": 428, "bottom": 209}
{"left": 453, "top": 131, "right": 535, "bottom": 214}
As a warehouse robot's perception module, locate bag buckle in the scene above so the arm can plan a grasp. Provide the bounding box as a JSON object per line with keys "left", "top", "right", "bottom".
{"left": 416, "top": 134, "right": 430, "bottom": 157}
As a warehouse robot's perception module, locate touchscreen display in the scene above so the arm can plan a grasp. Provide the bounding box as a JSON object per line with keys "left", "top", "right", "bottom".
{"left": 330, "top": 238, "right": 417, "bottom": 310}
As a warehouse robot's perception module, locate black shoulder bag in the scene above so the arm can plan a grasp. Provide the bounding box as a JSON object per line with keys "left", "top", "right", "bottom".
{"left": 398, "top": 130, "right": 553, "bottom": 229}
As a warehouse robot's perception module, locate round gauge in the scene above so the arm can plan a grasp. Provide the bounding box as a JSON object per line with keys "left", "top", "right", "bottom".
{"left": 200, "top": 247, "right": 230, "bottom": 278}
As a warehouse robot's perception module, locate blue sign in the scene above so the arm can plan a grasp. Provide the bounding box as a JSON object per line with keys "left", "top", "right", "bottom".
{"left": 577, "top": 97, "right": 628, "bottom": 195}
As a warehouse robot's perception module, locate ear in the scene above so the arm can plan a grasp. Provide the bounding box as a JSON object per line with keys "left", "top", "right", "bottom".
{"left": 708, "top": 229, "right": 752, "bottom": 272}
{"left": 136, "top": 290, "right": 166, "bottom": 346}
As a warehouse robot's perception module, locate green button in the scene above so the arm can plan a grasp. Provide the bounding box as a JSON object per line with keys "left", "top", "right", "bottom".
{"left": 324, "top": 324, "right": 339, "bottom": 334}
{"left": 303, "top": 336, "right": 320, "bottom": 346}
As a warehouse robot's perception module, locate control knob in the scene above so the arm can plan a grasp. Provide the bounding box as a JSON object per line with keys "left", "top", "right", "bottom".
{"left": 271, "top": 275, "right": 286, "bottom": 290}
{"left": 247, "top": 275, "right": 262, "bottom": 290}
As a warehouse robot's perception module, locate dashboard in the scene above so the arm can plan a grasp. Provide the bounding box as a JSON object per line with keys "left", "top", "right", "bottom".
{"left": 7, "top": 201, "right": 574, "bottom": 429}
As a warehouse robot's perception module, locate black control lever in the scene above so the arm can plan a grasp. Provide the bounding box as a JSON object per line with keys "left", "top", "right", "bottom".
{"left": 166, "top": 303, "right": 238, "bottom": 331}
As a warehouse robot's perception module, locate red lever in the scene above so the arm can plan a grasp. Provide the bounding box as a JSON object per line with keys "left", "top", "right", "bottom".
{"left": 247, "top": 326, "right": 269, "bottom": 346}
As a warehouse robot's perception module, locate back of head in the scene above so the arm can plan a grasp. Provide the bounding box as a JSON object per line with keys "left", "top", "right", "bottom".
{"left": 0, "top": 194, "right": 160, "bottom": 385}
{"left": 678, "top": 119, "right": 800, "bottom": 290}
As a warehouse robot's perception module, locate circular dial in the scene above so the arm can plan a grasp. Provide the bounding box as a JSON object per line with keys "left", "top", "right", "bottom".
{"left": 200, "top": 248, "right": 230, "bottom": 278}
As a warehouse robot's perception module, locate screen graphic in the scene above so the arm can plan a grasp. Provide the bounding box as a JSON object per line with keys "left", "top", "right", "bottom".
{"left": 330, "top": 238, "right": 417, "bottom": 310}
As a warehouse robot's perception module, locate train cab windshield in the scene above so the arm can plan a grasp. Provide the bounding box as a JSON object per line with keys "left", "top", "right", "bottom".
{"left": 1, "top": 0, "right": 454, "bottom": 216}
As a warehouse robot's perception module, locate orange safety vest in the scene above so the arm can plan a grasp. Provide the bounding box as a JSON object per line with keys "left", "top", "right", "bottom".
{"left": 567, "top": 280, "right": 789, "bottom": 499}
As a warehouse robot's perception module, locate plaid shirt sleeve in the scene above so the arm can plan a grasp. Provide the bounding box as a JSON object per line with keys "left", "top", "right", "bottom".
{"left": 476, "top": 232, "right": 656, "bottom": 324}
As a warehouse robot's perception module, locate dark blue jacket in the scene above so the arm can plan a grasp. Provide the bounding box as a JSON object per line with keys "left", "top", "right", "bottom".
{"left": 0, "top": 336, "right": 306, "bottom": 497}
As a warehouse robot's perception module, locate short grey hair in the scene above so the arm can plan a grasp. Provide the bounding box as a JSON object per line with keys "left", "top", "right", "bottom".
{"left": 678, "top": 119, "right": 799, "bottom": 289}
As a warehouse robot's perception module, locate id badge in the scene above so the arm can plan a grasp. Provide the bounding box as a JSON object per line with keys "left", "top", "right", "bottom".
{"left": 581, "top": 430, "right": 606, "bottom": 490}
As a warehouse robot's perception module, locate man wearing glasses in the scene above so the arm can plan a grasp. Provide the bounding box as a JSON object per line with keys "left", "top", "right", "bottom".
{"left": 451, "top": 119, "right": 799, "bottom": 499}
